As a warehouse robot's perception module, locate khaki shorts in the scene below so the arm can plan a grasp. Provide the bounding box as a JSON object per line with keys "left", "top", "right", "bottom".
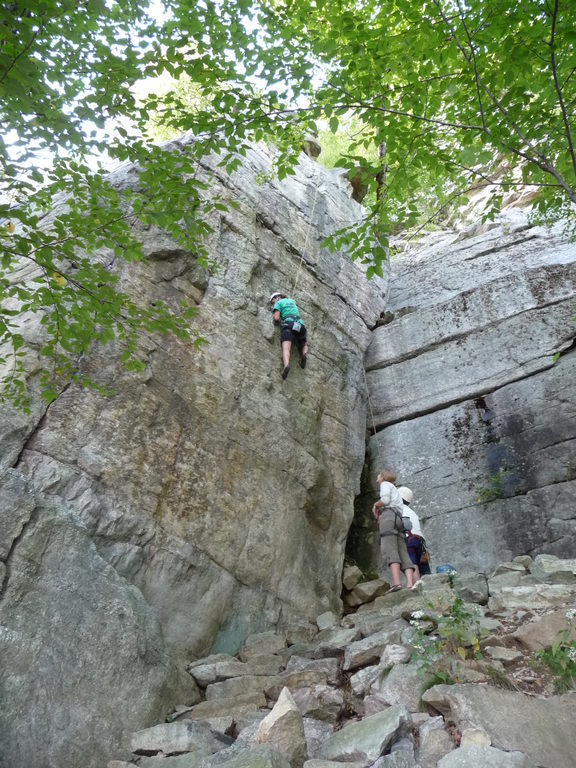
{"left": 380, "top": 532, "right": 414, "bottom": 571}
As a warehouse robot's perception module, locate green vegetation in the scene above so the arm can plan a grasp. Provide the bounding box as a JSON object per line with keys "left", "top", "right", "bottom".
{"left": 476, "top": 469, "right": 509, "bottom": 503}
{"left": 2, "top": 0, "right": 576, "bottom": 403}
{"left": 535, "top": 609, "right": 576, "bottom": 692}
{"left": 317, "top": 119, "right": 373, "bottom": 172}
{"left": 410, "top": 595, "right": 484, "bottom": 686}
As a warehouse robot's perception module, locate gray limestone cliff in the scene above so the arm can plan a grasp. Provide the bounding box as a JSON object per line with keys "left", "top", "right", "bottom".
{"left": 0, "top": 141, "right": 386, "bottom": 768}
{"left": 364, "top": 210, "right": 576, "bottom": 572}
{"left": 3, "top": 137, "right": 576, "bottom": 768}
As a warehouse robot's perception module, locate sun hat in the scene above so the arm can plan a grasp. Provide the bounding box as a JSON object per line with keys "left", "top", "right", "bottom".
{"left": 398, "top": 486, "right": 413, "bottom": 503}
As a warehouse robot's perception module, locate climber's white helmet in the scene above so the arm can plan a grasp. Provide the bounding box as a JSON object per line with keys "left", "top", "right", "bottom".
{"left": 398, "top": 486, "right": 413, "bottom": 504}
{"left": 269, "top": 291, "right": 284, "bottom": 305}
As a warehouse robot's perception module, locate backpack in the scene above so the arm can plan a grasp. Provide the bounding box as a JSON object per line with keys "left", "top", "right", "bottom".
{"left": 394, "top": 509, "right": 413, "bottom": 533}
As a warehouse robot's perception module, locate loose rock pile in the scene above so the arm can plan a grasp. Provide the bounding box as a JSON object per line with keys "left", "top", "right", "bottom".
{"left": 109, "top": 555, "right": 576, "bottom": 768}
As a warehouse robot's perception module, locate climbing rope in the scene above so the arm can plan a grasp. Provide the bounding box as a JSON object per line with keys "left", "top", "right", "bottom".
{"left": 291, "top": 175, "right": 323, "bottom": 297}
{"left": 289, "top": 169, "right": 379, "bottom": 440}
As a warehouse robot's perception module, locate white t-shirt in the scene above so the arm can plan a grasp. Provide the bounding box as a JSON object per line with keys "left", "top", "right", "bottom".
{"left": 402, "top": 504, "right": 423, "bottom": 537}
{"left": 379, "top": 481, "right": 404, "bottom": 514}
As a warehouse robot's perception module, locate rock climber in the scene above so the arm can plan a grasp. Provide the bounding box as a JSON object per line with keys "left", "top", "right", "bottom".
{"left": 268, "top": 291, "right": 309, "bottom": 380}
{"left": 372, "top": 469, "right": 415, "bottom": 592}
{"left": 398, "top": 486, "right": 430, "bottom": 582}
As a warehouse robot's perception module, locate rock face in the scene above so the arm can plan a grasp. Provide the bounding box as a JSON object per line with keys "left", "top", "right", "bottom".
{"left": 4, "top": 136, "right": 576, "bottom": 767}
{"left": 0, "top": 470, "right": 184, "bottom": 768}
{"left": 0, "top": 142, "right": 386, "bottom": 767}
{"left": 364, "top": 210, "right": 576, "bottom": 571}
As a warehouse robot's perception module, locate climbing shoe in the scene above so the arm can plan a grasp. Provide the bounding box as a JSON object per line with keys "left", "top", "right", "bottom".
{"left": 300, "top": 354, "right": 307, "bottom": 369}
{"left": 282, "top": 365, "right": 290, "bottom": 380}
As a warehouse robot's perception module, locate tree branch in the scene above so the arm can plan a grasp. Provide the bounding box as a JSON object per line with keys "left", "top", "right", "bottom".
{"left": 445, "top": 159, "right": 562, "bottom": 189}
{"left": 454, "top": 0, "right": 488, "bottom": 130}
{"left": 266, "top": 99, "right": 485, "bottom": 133}
{"left": 560, "top": 64, "right": 576, "bottom": 92}
{"left": 405, "top": 184, "right": 477, "bottom": 242}
{"left": 548, "top": 0, "right": 576, "bottom": 177}
{"left": 429, "top": 0, "right": 576, "bottom": 203}
{"left": 0, "top": 15, "right": 46, "bottom": 85}
{"left": 431, "top": 0, "right": 549, "bottom": 162}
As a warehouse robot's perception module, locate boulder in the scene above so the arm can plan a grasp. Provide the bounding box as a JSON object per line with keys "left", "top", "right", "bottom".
{"left": 311, "top": 627, "right": 362, "bottom": 657}
{"left": 350, "top": 665, "right": 381, "bottom": 697}
{"left": 254, "top": 687, "right": 308, "bottom": 768}
{"left": 283, "top": 656, "right": 340, "bottom": 684}
{"left": 345, "top": 579, "right": 390, "bottom": 608}
{"left": 265, "top": 670, "right": 331, "bottom": 702}
{"left": 380, "top": 644, "right": 412, "bottom": 667}
{"left": 369, "top": 664, "right": 426, "bottom": 713}
{"left": 342, "top": 609, "right": 404, "bottom": 637}
{"left": 302, "top": 719, "right": 334, "bottom": 760}
{"left": 488, "top": 583, "right": 576, "bottom": 611}
{"left": 510, "top": 608, "right": 576, "bottom": 650}
{"left": 285, "top": 621, "right": 319, "bottom": 646}
{"left": 239, "top": 632, "right": 287, "bottom": 661}
{"left": 318, "top": 707, "right": 411, "bottom": 766}
{"left": 188, "top": 655, "right": 283, "bottom": 687}
{"left": 203, "top": 745, "right": 292, "bottom": 768}
{"left": 418, "top": 726, "right": 454, "bottom": 768}
{"left": 529, "top": 554, "right": 576, "bottom": 584}
{"left": 437, "top": 744, "right": 537, "bottom": 767}
{"left": 422, "top": 683, "right": 576, "bottom": 767}
{"left": 315, "top": 612, "right": 338, "bottom": 631}
{"left": 206, "top": 675, "right": 279, "bottom": 701}
{"left": 185, "top": 693, "right": 267, "bottom": 720}
{"left": 131, "top": 721, "right": 231, "bottom": 757}
{"left": 343, "top": 626, "right": 404, "bottom": 671}
{"left": 453, "top": 573, "right": 489, "bottom": 605}
{"left": 304, "top": 761, "right": 365, "bottom": 768}
{"left": 372, "top": 755, "right": 419, "bottom": 768}
{"left": 342, "top": 565, "right": 364, "bottom": 591}
{"left": 483, "top": 646, "right": 524, "bottom": 665}
{"left": 291, "top": 685, "right": 345, "bottom": 723}
{"left": 138, "top": 757, "right": 206, "bottom": 768}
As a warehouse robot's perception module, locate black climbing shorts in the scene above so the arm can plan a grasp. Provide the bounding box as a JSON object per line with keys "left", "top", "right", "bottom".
{"left": 280, "top": 321, "right": 307, "bottom": 345}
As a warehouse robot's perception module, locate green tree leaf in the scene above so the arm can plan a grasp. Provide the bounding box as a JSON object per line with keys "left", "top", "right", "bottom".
{"left": 2, "top": 0, "right": 576, "bottom": 406}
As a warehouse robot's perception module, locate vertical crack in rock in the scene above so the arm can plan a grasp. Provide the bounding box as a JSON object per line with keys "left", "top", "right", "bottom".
{"left": 10, "top": 380, "right": 74, "bottom": 470}
{"left": 0, "top": 480, "right": 38, "bottom": 603}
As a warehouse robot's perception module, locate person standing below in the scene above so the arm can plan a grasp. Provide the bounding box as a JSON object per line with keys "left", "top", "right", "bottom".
{"left": 269, "top": 291, "right": 308, "bottom": 379}
{"left": 372, "top": 469, "right": 415, "bottom": 592}
{"left": 397, "top": 486, "right": 429, "bottom": 583}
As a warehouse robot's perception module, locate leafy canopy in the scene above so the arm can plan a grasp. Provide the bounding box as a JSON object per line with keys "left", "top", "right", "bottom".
{"left": 2, "top": 0, "right": 575, "bottom": 404}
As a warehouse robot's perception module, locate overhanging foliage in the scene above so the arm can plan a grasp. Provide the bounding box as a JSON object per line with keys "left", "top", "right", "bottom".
{"left": 1, "top": 0, "right": 575, "bottom": 404}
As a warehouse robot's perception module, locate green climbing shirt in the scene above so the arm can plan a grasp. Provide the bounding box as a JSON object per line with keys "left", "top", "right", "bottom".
{"left": 273, "top": 298, "right": 302, "bottom": 321}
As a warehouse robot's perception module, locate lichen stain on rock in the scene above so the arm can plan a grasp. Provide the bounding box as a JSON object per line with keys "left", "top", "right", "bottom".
{"left": 527, "top": 264, "right": 568, "bottom": 306}
{"left": 304, "top": 467, "right": 335, "bottom": 533}
{"left": 447, "top": 408, "right": 475, "bottom": 462}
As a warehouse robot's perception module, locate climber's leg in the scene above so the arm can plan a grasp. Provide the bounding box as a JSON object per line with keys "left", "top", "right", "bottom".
{"left": 281, "top": 340, "right": 292, "bottom": 378}
{"left": 404, "top": 567, "right": 415, "bottom": 589}
{"left": 389, "top": 561, "right": 403, "bottom": 588}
